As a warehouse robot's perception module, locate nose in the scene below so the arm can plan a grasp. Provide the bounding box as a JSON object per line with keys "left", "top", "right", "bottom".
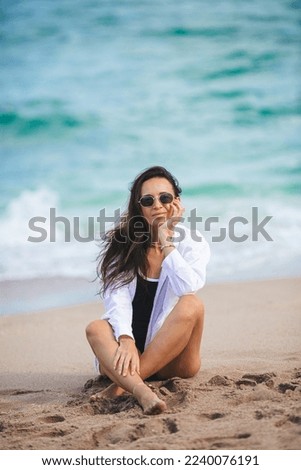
{"left": 153, "top": 196, "right": 163, "bottom": 208}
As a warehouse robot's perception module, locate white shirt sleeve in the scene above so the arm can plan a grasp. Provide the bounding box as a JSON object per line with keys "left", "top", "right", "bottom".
{"left": 161, "top": 228, "right": 210, "bottom": 295}
{"left": 101, "top": 283, "right": 134, "bottom": 341}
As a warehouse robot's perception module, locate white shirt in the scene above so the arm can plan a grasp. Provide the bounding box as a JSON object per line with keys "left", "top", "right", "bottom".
{"left": 101, "top": 224, "right": 210, "bottom": 348}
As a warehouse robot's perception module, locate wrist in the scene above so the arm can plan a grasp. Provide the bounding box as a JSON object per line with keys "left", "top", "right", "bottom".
{"left": 118, "top": 335, "right": 134, "bottom": 343}
{"left": 160, "top": 243, "right": 175, "bottom": 251}
{"left": 158, "top": 231, "right": 174, "bottom": 245}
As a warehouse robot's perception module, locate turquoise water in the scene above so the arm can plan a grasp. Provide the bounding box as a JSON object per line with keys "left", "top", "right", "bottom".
{"left": 1, "top": 0, "right": 301, "bottom": 287}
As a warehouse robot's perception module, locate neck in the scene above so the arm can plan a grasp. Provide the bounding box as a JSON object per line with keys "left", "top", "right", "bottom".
{"left": 150, "top": 225, "right": 159, "bottom": 243}
{"left": 149, "top": 229, "right": 161, "bottom": 253}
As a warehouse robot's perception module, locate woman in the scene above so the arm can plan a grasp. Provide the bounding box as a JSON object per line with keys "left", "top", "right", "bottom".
{"left": 86, "top": 166, "right": 210, "bottom": 415}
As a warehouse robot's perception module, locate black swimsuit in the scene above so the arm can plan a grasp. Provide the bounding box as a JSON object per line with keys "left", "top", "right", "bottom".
{"left": 131, "top": 274, "right": 158, "bottom": 353}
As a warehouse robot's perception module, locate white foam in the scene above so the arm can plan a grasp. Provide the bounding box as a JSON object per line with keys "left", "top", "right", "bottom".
{"left": 0, "top": 188, "right": 99, "bottom": 281}
{"left": 0, "top": 190, "right": 300, "bottom": 282}
{"left": 205, "top": 198, "right": 301, "bottom": 282}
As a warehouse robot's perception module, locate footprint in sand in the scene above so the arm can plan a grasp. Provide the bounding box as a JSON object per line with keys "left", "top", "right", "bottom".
{"left": 236, "top": 372, "right": 276, "bottom": 389}
{"left": 41, "top": 415, "right": 65, "bottom": 423}
{"left": 254, "top": 410, "right": 265, "bottom": 420}
{"left": 278, "top": 383, "right": 297, "bottom": 393}
{"left": 12, "top": 389, "right": 45, "bottom": 395}
{"left": 159, "top": 378, "right": 191, "bottom": 407}
{"left": 242, "top": 372, "right": 276, "bottom": 383}
{"left": 236, "top": 379, "right": 257, "bottom": 387}
{"left": 83, "top": 375, "right": 110, "bottom": 391}
{"left": 288, "top": 415, "right": 301, "bottom": 424}
{"left": 93, "top": 422, "right": 154, "bottom": 446}
{"left": 277, "top": 369, "right": 301, "bottom": 394}
{"left": 203, "top": 431, "right": 252, "bottom": 450}
{"left": 198, "top": 411, "right": 226, "bottom": 421}
{"left": 207, "top": 375, "right": 233, "bottom": 386}
{"left": 206, "top": 412, "right": 226, "bottom": 420}
{"left": 236, "top": 432, "right": 252, "bottom": 439}
{"left": 293, "top": 369, "right": 301, "bottom": 379}
{"left": 163, "top": 418, "right": 179, "bottom": 434}
{"left": 91, "top": 395, "right": 137, "bottom": 415}
{"left": 41, "top": 429, "right": 67, "bottom": 438}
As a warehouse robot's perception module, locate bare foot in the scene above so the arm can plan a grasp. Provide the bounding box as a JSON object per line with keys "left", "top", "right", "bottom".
{"left": 133, "top": 383, "right": 167, "bottom": 415}
{"left": 90, "top": 383, "right": 126, "bottom": 402}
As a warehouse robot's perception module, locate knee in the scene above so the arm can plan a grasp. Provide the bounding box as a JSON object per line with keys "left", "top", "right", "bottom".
{"left": 85, "top": 319, "right": 107, "bottom": 341}
{"left": 178, "top": 294, "right": 204, "bottom": 322}
{"left": 85, "top": 320, "right": 97, "bottom": 339}
{"left": 189, "top": 294, "right": 204, "bottom": 315}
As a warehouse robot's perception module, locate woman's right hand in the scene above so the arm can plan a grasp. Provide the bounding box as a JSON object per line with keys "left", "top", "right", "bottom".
{"left": 113, "top": 335, "right": 140, "bottom": 377}
{"left": 158, "top": 197, "right": 185, "bottom": 244}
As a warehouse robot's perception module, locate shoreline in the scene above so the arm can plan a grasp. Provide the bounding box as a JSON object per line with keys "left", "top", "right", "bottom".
{"left": 1, "top": 273, "right": 300, "bottom": 317}
{"left": 0, "top": 276, "right": 99, "bottom": 316}
{"left": 0, "top": 277, "right": 300, "bottom": 450}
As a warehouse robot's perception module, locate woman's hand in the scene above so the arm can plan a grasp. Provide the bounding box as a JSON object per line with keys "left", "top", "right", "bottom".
{"left": 158, "top": 198, "right": 185, "bottom": 245}
{"left": 113, "top": 335, "right": 140, "bottom": 377}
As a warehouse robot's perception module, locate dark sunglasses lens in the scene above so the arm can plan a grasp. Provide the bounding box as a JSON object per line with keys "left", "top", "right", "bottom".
{"left": 140, "top": 196, "right": 154, "bottom": 207}
{"left": 160, "top": 193, "right": 173, "bottom": 204}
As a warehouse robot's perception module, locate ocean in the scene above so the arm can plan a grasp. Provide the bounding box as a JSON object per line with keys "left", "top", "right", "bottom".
{"left": 1, "top": 0, "right": 301, "bottom": 314}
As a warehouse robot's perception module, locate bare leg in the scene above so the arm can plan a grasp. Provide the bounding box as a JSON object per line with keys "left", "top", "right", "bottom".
{"left": 87, "top": 295, "right": 204, "bottom": 412}
{"left": 96, "top": 292, "right": 203, "bottom": 397}
{"left": 86, "top": 295, "right": 204, "bottom": 404}
{"left": 140, "top": 294, "right": 204, "bottom": 379}
{"left": 86, "top": 321, "right": 166, "bottom": 414}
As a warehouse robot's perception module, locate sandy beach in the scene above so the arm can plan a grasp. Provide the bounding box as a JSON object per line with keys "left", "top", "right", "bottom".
{"left": 0, "top": 277, "right": 300, "bottom": 450}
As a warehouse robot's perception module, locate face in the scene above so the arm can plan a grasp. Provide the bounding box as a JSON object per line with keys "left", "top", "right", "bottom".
{"left": 139, "top": 177, "right": 177, "bottom": 226}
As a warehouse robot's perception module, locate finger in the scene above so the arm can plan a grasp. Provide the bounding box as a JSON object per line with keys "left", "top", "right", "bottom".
{"left": 172, "top": 201, "right": 184, "bottom": 219}
{"left": 172, "top": 201, "right": 181, "bottom": 215}
{"left": 174, "top": 199, "right": 184, "bottom": 214}
{"left": 122, "top": 355, "right": 131, "bottom": 377}
{"left": 136, "top": 356, "right": 141, "bottom": 375}
{"left": 130, "top": 356, "right": 140, "bottom": 375}
{"left": 113, "top": 349, "right": 121, "bottom": 369}
{"left": 174, "top": 198, "right": 184, "bottom": 209}
{"left": 117, "top": 353, "right": 126, "bottom": 375}
{"left": 169, "top": 208, "right": 180, "bottom": 225}
{"left": 167, "top": 218, "right": 175, "bottom": 230}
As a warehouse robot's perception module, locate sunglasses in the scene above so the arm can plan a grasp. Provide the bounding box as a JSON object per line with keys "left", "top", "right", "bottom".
{"left": 138, "top": 192, "right": 174, "bottom": 207}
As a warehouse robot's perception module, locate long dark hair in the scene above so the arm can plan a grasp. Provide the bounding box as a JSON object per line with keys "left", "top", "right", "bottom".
{"left": 97, "top": 166, "right": 182, "bottom": 294}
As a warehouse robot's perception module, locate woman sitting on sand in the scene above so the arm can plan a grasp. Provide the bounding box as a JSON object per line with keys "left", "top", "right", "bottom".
{"left": 86, "top": 166, "right": 210, "bottom": 414}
